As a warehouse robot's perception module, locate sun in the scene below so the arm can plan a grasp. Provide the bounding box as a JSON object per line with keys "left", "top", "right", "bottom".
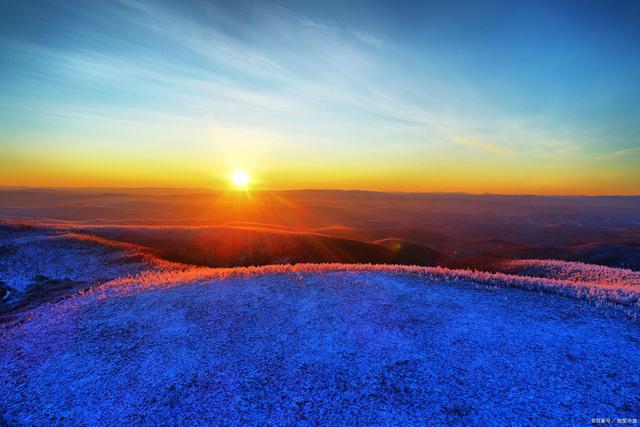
{"left": 230, "top": 170, "right": 250, "bottom": 187}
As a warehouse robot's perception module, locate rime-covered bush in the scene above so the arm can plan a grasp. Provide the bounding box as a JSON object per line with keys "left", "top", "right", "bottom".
{"left": 500, "top": 259, "right": 640, "bottom": 288}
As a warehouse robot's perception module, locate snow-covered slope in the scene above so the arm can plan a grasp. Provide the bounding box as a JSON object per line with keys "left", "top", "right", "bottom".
{"left": 0, "top": 223, "right": 173, "bottom": 311}
{"left": 1, "top": 223, "right": 639, "bottom": 425}
{"left": 1, "top": 268, "right": 638, "bottom": 425}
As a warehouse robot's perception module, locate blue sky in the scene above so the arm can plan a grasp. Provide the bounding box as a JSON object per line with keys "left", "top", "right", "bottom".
{"left": 1, "top": 0, "right": 639, "bottom": 193}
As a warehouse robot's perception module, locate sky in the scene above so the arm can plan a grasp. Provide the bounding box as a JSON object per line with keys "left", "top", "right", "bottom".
{"left": 0, "top": 0, "right": 639, "bottom": 194}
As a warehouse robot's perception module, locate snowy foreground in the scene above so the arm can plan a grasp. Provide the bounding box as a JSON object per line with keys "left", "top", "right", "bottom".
{"left": 1, "top": 226, "right": 639, "bottom": 425}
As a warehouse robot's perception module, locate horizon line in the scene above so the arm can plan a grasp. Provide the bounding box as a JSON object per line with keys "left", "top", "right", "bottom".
{"left": 0, "top": 185, "right": 638, "bottom": 198}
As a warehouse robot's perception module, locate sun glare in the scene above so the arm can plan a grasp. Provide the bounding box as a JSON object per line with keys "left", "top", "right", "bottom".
{"left": 231, "top": 170, "right": 250, "bottom": 187}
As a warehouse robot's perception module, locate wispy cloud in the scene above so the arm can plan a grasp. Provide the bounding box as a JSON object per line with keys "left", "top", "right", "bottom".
{"left": 2, "top": 0, "right": 569, "bottom": 147}
{"left": 452, "top": 137, "right": 517, "bottom": 154}
{"left": 533, "top": 139, "right": 578, "bottom": 155}
{"left": 353, "top": 31, "right": 383, "bottom": 46}
{"left": 600, "top": 147, "right": 640, "bottom": 160}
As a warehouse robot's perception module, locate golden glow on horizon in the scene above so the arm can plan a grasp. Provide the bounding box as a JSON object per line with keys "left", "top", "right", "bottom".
{"left": 230, "top": 170, "right": 250, "bottom": 188}
{"left": 1, "top": 144, "right": 639, "bottom": 195}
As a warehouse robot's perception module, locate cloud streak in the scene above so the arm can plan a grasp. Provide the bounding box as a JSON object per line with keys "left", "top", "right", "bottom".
{"left": 452, "top": 137, "right": 517, "bottom": 154}
{"left": 600, "top": 147, "right": 640, "bottom": 160}
{"left": 2, "top": 0, "right": 562, "bottom": 144}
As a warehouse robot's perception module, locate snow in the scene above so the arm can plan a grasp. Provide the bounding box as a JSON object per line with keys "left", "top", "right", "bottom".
{"left": 500, "top": 259, "right": 640, "bottom": 288}
{"left": 1, "top": 269, "right": 639, "bottom": 425}
{"left": 1, "top": 223, "right": 639, "bottom": 425}
{"left": 0, "top": 224, "right": 169, "bottom": 307}
{"left": 0, "top": 234, "right": 140, "bottom": 293}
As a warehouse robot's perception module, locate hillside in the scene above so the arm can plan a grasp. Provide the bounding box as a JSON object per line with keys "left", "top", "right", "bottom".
{"left": 1, "top": 265, "right": 638, "bottom": 425}
{"left": 1, "top": 220, "right": 639, "bottom": 425}
{"left": 2, "top": 188, "right": 640, "bottom": 270}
